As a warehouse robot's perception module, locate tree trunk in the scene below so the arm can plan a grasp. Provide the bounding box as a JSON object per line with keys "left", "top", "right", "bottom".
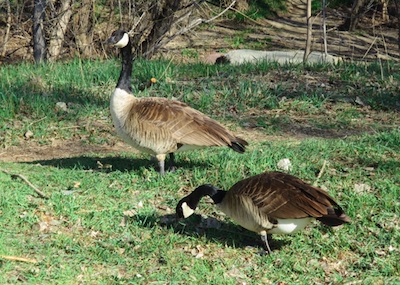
{"left": 339, "top": 0, "right": 368, "bottom": 31}
{"left": 1, "top": 0, "right": 11, "bottom": 57}
{"left": 395, "top": 0, "right": 400, "bottom": 54}
{"left": 48, "top": 0, "right": 73, "bottom": 61}
{"left": 72, "top": 0, "right": 94, "bottom": 57}
{"left": 303, "top": 0, "right": 312, "bottom": 63}
{"left": 380, "top": 0, "right": 389, "bottom": 22}
{"left": 321, "top": 0, "right": 328, "bottom": 58}
{"left": 33, "top": 0, "right": 47, "bottom": 63}
{"left": 139, "top": 0, "right": 181, "bottom": 58}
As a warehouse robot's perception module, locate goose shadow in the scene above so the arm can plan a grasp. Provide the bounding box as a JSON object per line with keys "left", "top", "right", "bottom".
{"left": 28, "top": 155, "right": 210, "bottom": 173}
{"left": 132, "top": 212, "right": 288, "bottom": 253}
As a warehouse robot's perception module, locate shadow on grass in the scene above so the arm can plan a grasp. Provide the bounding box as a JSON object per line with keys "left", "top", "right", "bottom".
{"left": 133, "top": 212, "right": 288, "bottom": 253}
{"left": 28, "top": 155, "right": 209, "bottom": 173}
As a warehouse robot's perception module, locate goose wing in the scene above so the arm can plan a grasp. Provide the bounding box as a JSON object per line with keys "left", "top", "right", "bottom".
{"left": 131, "top": 97, "right": 247, "bottom": 149}
{"left": 228, "top": 171, "right": 347, "bottom": 220}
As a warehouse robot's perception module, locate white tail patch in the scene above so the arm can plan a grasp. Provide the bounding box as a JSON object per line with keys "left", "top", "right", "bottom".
{"left": 268, "top": 218, "right": 313, "bottom": 234}
{"left": 181, "top": 202, "right": 195, "bottom": 218}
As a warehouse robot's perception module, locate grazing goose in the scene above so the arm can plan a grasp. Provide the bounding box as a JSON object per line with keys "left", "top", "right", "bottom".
{"left": 106, "top": 30, "right": 248, "bottom": 174}
{"left": 176, "top": 171, "right": 351, "bottom": 253}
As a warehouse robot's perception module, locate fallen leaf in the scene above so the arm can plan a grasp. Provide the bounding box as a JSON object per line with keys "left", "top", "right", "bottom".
{"left": 191, "top": 245, "right": 204, "bottom": 258}
{"left": 354, "top": 183, "right": 372, "bottom": 194}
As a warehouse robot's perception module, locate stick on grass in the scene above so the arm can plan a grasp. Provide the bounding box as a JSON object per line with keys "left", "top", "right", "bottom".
{"left": 314, "top": 160, "right": 327, "bottom": 186}
{"left": 0, "top": 168, "right": 48, "bottom": 199}
{"left": 0, "top": 255, "right": 38, "bottom": 263}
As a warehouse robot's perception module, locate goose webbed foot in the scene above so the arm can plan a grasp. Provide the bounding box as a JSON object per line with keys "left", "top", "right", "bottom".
{"left": 167, "top": 153, "right": 177, "bottom": 172}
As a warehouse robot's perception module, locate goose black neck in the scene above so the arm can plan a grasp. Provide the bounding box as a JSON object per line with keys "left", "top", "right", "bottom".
{"left": 117, "top": 40, "right": 133, "bottom": 93}
{"left": 193, "top": 184, "right": 226, "bottom": 205}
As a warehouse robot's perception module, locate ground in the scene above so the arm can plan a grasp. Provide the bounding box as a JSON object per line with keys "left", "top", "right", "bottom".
{"left": 164, "top": 0, "right": 399, "bottom": 62}
{"left": 1, "top": 0, "right": 399, "bottom": 163}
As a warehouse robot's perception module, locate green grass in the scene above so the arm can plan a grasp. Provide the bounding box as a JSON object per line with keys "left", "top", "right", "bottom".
{"left": 0, "top": 58, "right": 399, "bottom": 284}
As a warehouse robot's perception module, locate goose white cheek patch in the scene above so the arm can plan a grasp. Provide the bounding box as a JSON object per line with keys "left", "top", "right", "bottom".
{"left": 181, "top": 202, "right": 195, "bottom": 218}
{"left": 114, "top": 33, "right": 129, "bottom": 48}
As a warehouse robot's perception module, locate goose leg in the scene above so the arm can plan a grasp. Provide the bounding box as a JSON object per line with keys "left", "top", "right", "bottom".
{"left": 260, "top": 232, "right": 272, "bottom": 254}
{"left": 168, "top": 153, "right": 177, "bottom": 172}
{"left": 156, "top": 154, "right": 167, "bottom": 175}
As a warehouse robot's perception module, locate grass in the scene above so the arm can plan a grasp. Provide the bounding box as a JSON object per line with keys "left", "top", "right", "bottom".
{"left": 0, "top": 57, "right": 399, "bottom": 284}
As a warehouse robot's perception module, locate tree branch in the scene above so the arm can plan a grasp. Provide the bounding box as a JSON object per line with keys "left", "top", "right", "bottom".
{"left": 145, "top": 0, "right": 236, "bottom": 57}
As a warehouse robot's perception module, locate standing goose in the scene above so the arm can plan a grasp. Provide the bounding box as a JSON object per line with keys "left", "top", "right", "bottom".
{"left": 176, "top": 171, "right": 351, "bottom": 253}
{"left": 106, "top": 30, "right": 248, "bottom": 174}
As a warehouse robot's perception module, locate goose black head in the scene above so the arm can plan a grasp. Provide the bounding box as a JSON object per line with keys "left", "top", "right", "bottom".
{"left": 106, "top": 30, "right": 129, "bottom": 48}
{"left": 176, "top": 197, "right": 195, "bottom": 219}
{"left": 176, "top": 184, "right": 222, "bottom": 219}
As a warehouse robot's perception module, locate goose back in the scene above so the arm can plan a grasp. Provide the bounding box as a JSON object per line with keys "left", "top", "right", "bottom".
{"left": 220, "top": 171, "right": 350, "bottom": 230}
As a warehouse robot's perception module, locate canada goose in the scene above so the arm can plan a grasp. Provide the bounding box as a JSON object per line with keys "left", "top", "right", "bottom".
{"left": 106, "top": 30, "right": 248, "bottom": 174}
{"left": 176, "top": 171, "right": 351, "bottom": 253}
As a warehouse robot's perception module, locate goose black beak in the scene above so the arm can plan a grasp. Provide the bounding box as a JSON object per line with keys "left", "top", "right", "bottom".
{"left": 104, "top": 38, "right": 114, "bottom": 45}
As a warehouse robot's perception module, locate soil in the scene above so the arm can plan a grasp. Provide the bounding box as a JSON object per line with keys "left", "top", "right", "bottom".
{"left": 1, "top": 0, "right": 399, "bottom": 163}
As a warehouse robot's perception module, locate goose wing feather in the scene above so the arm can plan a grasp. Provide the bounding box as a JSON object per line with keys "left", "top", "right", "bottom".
{"left": 129, "top": 97, "right": 242, "bottom": 147}
{"left": 226, "top": 171, "right": 343, "bottom": 220}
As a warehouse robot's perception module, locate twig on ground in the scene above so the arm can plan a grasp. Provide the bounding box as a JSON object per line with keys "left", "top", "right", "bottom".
{"left": 362, "top": 36, "right": 378, "bottom": 60}
{"left": 0, "top": 168, "right": 48, "bottom": 199}
{"left": 314, "top": 160, "right": 327, "bottom": 186}
{"left": 28, "top": 116, "right": 47, "bottom": 127}
{"left": 0, "top": 255, "right": 38, "bottom": 263}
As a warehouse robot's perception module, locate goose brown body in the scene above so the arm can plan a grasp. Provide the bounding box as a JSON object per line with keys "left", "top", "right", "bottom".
{"left": 107, "top": 30, "right": 248, "bottom": 174}
{"left": 219, "top": 171, "right": 350, "bottom": 232}
{"left": 111, "top": 89, "right": 248, "bottom": 157}
{"left": 176, "top": 171, "right": 351, "bottom": 253}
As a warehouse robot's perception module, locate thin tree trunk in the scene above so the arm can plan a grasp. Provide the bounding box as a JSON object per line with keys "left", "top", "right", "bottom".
{"left": 140, "top": 0, "right": 181, "bottom": 58}
{"left": 1, "top": 0, "right": 11, "bottom": 57}
{"left": 394, "top": 0, "right": 400, "bottom": 54}
{"left": 322, "top": 0, "right": 327, "bottom": 59}
{"left": 73, "top": 0, "right": 94, "bottom": 57}
{"left": 48, "top": 0, "right": 73, "bottom": 61}
{"left": 303, "top": 0, "right": 312, "bottom": 63}
{"left": 381, "top": 0, "right": 389, "bottom": 22}
{"left": 33, "top": 0, "right": 47, "bottom": 63}
{"left": 340, "top": 0, "right": 367, "bottom": 31}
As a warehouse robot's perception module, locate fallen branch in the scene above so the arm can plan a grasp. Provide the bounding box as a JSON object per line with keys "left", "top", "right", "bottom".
{"left": 0, "top": 255, "right": 38, "bottom": 263}
{"left": 0, "top": 168, "right": 48, "bottom": 199}
{"left": 362, "top": 36, "right": 378, "bottom": 60}
{"left": 314, "top": 160, "right": 327, "bottom": 186}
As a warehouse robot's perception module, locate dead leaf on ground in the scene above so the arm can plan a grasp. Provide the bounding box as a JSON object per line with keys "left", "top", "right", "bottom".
{"left": 354, "top": 183, "right": 372, "bottom": 194}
